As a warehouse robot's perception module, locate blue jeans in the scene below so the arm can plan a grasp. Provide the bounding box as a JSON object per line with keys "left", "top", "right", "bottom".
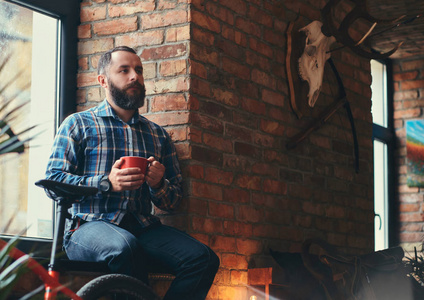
{"left": 64, "top": 219, "right": 219, "bottom": 300}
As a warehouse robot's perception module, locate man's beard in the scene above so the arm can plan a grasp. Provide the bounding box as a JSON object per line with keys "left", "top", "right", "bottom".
{"left": 109, "top": 80, "right": 146, "bottom": 110}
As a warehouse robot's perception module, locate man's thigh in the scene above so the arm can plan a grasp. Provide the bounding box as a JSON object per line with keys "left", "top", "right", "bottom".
{"left": 64, "top": 220, "right": 140, "bottom": 268}
{"left": 137, "top": 225, "right": 211, "bottom": 273}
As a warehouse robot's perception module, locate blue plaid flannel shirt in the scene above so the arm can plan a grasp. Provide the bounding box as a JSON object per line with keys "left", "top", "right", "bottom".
{"left": 46, "top": 99, "right": 183, "bottom": 227}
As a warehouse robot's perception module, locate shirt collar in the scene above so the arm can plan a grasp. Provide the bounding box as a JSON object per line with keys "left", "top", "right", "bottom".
{"left": 95, "top": 99, "right": 146, "bottom": 125}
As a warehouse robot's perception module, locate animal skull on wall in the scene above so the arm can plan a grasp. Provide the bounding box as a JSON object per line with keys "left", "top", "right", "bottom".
{"left": 298, "top": 21, "right": 336, "bottom": 107}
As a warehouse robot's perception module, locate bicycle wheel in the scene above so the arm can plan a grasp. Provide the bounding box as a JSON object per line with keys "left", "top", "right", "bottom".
{"left": 77, "top": 274, "right": 161, "bottom": 300}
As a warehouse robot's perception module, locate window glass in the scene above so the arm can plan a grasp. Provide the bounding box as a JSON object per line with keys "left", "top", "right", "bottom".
{"left": 0, "top": 0, "right": 58, "bottom": 238}
{"left": 371, "top": 60, "right": 387, "bottom": 128}
{"left": 373, "top": 140, "right": 388, "bottom": 251}
{"left": 371, "top": 60, "right": 390, "bottom": 251}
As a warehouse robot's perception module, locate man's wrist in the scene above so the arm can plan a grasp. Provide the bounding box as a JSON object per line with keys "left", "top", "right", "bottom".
{"left": 99, "top": 175, "right": 112, "bottom": 192}
{"left": 150, "top": 178, "right": 164, "bottom": 190}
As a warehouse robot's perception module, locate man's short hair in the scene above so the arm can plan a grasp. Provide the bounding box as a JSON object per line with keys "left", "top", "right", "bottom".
{"left": 97, "top": 46, "right": 137, "bottom": 75}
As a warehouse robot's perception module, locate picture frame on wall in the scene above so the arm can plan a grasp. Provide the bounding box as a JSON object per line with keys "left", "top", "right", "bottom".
{"left": 406, "top": 119, "right": 424, "bottom": 187}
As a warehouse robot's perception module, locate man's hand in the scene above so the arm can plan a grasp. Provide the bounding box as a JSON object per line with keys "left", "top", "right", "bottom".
{"left": 108, "top": 159, "right": 145, "bottom": 191}
{"left": 145, "top": 156, "right": 165, "bottom": 189}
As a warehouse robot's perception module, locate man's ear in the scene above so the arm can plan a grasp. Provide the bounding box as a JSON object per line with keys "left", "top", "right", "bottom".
{"left": 97, "top": 74, "right": 108, "bottom": 88}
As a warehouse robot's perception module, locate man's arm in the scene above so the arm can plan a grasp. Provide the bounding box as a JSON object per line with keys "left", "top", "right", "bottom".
{"left": 148, "top": 132, "right": 183, "bottom": 212}
{"left": 45, "top": 115, "right": 91, "bottom": 185}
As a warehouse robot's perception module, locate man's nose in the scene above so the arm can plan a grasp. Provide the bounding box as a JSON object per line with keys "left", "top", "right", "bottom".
{"left": 129, "top": 70, "right": 144, "bottom": 83}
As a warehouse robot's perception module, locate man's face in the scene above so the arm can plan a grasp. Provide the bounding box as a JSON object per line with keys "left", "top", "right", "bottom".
{"left": 104, "top": 51, "right": 146, "bottom": 110}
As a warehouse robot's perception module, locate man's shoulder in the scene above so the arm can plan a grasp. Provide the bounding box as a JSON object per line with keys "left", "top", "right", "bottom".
{"left": 139, "top": 115, "right": 170, "bottom": 137}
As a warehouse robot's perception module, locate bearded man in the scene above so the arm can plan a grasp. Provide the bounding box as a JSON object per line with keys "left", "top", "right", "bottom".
{"left": 45, "top": 46, "right": 219, "bottom": 300}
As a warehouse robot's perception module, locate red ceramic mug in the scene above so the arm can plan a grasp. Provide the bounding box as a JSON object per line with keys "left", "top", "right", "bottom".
{"left": 120, "top": 156, "right": 148, "bottom": 174}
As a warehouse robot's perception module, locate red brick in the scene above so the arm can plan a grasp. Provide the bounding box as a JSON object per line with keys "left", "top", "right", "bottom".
{"left": 189, "top": 60, "right": 208, "bottom": 79}
{"left": 191, "top": 112, "right": 223, "bottom": 133}
{"left": 174, "top": 143, "right": 190, "bottom": 160}
{"left": 93, "top": 17, "right": 137, "bottom": 36}
{"left": 184, "top": 164, "right": 204, "bottom": 179}
{"left": 191, "top": 77, "right": 212, "bottom": 97}
{"left": 223, "top": 188, "right": 250, "bottom": 203}
{"left": 248, "top": 5, "right": 273, "bottom": 27}
{"left": 191, "top": 145, "right": 223, "bottom": 166}
{"left": 160, "top": 59, "right": 179, "bottom": 81}
{"left": 260, "top": 119, "right": 284, "bottom": 136}
{"left": 167, "top": 127, "right": 187, "bottom": 141}
{"left": 399, "top": 213, "right": 424, "bottom": 222}
{"left": 230, "top": 270, "right": 248, "bottom": 285}
{"left": 221, "top": 253, "right": 248, "bottom": 269}
{"left": 80, "top": 6, "right": 106, "bottom": 23}
{"left": 151, "top": 94, "right": 187, "bottom": 112}
{"left": 190, "top": 44, "right": 219, "bottom": 66}
{"left": 209, "top": 202, "right": 234, "bottom": 218}
{"left": 78, "top": 39, "right": 114, "bottom": 55}
{"left": 116, "top": 30, "right": 164, "bottom": 48}
{"left": 252, "top": 224, "right": 279, "bottom": 238}
{"left": 205, "top": 167, "right": 234, "bottom": 186}
{"left": 401, "top": 59, "right": 424, "bottom": 71}
{"left": 221, "top": 56, "right": 250, "bottom": 80}
{"left": 251, "top": 68, "right": 275, "bottom": 89}
{"left": 261, "top": 89, "right": 284, "bottom": 107}
{"left": 236, "top": 175, "right": 261, "bottom": 190}
{"left": 237, "top": 205, "right": 262, "bottom": 222}
{"left": 225, "top": 124, "right": 253, "bottom": 143}
{"left": 192, "top": 216, "right": 223, "bottom": 233}
{"left": 77, "top": 72, "right": 97, "bottom": 88}
{"left": 210, "top": 235, "right": 236, "bottom": 252}
{"left": 205, "top": 2, "right": 234, "bottom": 25}
{"left": 262, "top": 179, "right": 287, "bottom": 195}
{"left": 188, "top": 126, "right": 202, "bottom": 143}
{"left": 236, "top": 238, "right": 263, "bottom": 255}
{"left": 302, "top": 201, "right": 325, "bottom": 216}
{"left": 146, "top": 111, "right": 189, "bottom": 126}
{"left": 241, "top": 97, "right": 266, "bottom": 115}
{"left": 249, "top": 38, "right": 273, "bottom": 58}
{"left": 325, "top": 206, "right": 346, "bottom": 218}
{"left": 187, "top": 197, "right": 208, "bottom": 215}
{"left": 141, "top": 10, "right": 188, "bottom": 29}
{"left": 78, "top": 24, "right": 91, "bottom": 39}
{"left": 399, "top": 203, "right": 420, "bottom": 212}
{"left": 399, "top": 232, "right": 424, "bottom": 243}
{"left": 108, "top": 1, "right": 155, "bottom": 17}
{"left": 211, "top": 88, "right": 240, "bottom": 107}
{"left": 191, "top": 27, "right": 215, "bottom": 47}
{"left": 192, "top": 181, "right": 223, "bottom": 201}
{"left": 235, "top": 17, "right": 260, "bottom": 37}
{"left": 401, "top": 79, "right": 424, "bottom": 90}
{"left": 394, "top": 108, "right": 421, "bottom": 119}
{"left": 166, "top": 25, "right": 190, "bottom": 42}
{"left": 145, "top": 77, "right": 189, "bottom": 95}
{"left": 217, "top": 286, "right": 247, "bottom": 300}
{"left": 141, "top": 43, "right": 188, "bottom": 60}
{"left": 191, "top": 10, "right": 221, "bottom": 33}
{"left": 223, "top": 221, "right": 252, "bottom": 237}
{"left": 252, "top": 132, "right": 275, "bottom": 148}
{"left": 78, "top": 57, "right": 89, "bottom": 71}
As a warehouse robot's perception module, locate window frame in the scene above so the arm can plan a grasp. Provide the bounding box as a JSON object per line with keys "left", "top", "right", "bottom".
{"left": 1, "top": 0, "right": 79, "bottom": 251}
{"left": 372, "top": 59, "right": 397, "bottom": 248}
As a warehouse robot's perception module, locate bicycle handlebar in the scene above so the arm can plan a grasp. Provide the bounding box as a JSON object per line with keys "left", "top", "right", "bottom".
{"left": 35, "top": 179, "right": 98, "bottom": 199}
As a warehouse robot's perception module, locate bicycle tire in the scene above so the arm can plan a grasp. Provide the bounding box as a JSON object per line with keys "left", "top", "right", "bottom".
{"left": 77, "top": 273, "right": 161, "bottom": 300}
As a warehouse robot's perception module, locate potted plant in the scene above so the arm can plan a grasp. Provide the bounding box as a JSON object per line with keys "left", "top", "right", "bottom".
{"left": 0, "top": 54, "right": 35, "bottom": 299}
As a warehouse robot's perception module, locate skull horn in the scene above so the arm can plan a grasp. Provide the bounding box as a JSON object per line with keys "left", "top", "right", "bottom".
{"left": 321, "top": 0, "right": 403, "bottom": 59}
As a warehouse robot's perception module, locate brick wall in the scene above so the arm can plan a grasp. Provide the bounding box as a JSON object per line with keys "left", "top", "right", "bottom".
{"left": 393, "top": 57, "right": 424, "bottom": 253}
{"left": 76, "top": 0, "right": 375, "bottom": 299}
